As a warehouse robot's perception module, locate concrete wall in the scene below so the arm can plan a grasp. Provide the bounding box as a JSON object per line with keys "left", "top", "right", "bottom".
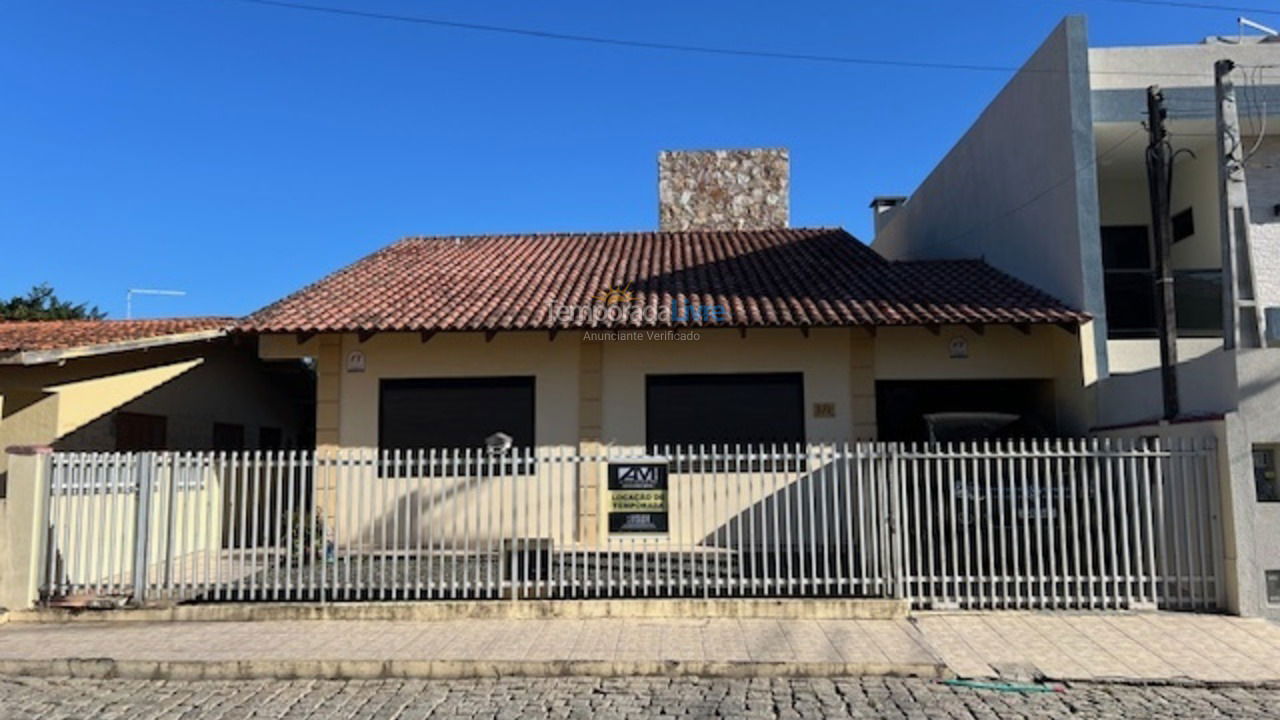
{"left": 1088, "top": 41, "right": 1280, "bottom": 92}
{"left": 1246, "top": 137, "right": 1280, "bottom": 317}
{"left": 1231, "top": 348, "right": 1280, "bottom": 618}
{"left": 871, "top": 17, "right": 1106, "bottom": 373}
{"left": 1099, "top": 340, "right": 1235, "bottom": 427}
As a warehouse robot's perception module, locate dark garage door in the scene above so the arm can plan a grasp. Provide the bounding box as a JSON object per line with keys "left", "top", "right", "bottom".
{"left": 875, "top": 380, "right": 1055, "bottom": 442}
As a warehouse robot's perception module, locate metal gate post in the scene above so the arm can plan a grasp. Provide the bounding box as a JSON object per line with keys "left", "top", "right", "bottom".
{"left": 131, "top": 453, "right": 156, "bottom": 605}
{"left": 888, "top": 443, "right": 906, "bottom": 600}
{"left": 34, "top": 451, "right": 53, "bottom": 605}
{"left": 162, "top": 454, "right": 178, "bottom": 597}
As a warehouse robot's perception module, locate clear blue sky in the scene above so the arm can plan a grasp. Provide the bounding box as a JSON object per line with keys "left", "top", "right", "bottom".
{"left": 0, "top": 1, "right": 1258, "bottom": 318}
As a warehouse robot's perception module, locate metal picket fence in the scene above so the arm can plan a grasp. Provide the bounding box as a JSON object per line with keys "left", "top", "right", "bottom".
{"left": 36, "top": 438, "right": 1223, "bottom": 611}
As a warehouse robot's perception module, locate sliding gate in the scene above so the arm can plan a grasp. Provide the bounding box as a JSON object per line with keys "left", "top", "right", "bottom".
{"left": 36, "top": 438, "right": 1223, "bottom": 610}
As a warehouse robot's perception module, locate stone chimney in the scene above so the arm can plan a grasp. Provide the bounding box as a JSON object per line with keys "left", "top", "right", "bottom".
{"left": 869, "top": 196, "right": 907, "bottom": 236}
{"left": 658, "top": 148, "right": 789, "bottom": 231}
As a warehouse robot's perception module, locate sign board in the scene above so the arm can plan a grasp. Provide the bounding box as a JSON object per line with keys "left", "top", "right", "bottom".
{"left": 607, "top": 458, "right": 669, "bottom": 534}
{"left": 345, "top": 350, "right": 366, "bottom": 373}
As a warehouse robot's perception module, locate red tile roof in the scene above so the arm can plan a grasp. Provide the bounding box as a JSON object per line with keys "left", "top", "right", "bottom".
{"left": 242, "top": 228, "right": 1087, "bottom": 333}
{"left": 0, "top": 317, "right": 233, "bottom": 353}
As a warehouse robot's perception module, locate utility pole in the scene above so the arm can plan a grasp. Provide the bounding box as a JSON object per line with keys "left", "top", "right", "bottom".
{"left": 1215, "top": 59, "right": 1262, "bottom": 349}
{"left": 1145, "top": 85, "right": 1180, "bottom": 421}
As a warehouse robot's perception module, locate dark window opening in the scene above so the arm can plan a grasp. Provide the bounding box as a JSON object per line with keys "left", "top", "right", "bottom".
{"left": 1101, "top": 225, "right": 1222, "bottom": 338}
{"left": 213, "top": 423, "right": 245, "bottom": 452}
{"left": 1254, "top": 446, "right": 1280, "bottom": 502}
{"left": 379, "top": 377, "right": 535, "bottom": 474}
{"left": 115, "top": 412, "right": 167, "bottom": 451}
{"left": 1102, "top": 225, "right": 1157, "bottom": 338}
{"left": 1174, "top": 269, "right": 1224, "bottom": 337}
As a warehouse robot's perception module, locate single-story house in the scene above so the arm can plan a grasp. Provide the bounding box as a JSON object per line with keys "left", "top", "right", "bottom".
{"left": 0, "top": 317, "right": 311, "bottom": 488}
{"left": 243, "top": 149, "right": 1094, "bottom": 457}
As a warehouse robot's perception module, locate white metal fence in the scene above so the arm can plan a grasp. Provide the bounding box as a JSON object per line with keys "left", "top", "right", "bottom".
{"left": 37, "top": 438, "right": 1222, "bottom": 611}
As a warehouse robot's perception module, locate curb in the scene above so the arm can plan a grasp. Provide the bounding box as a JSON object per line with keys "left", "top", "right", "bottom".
{"left": 0, "top": 658, "right": 950, "bottom": 681}
{"left": 7, "top": 599, "right": 909, "bottom": 624}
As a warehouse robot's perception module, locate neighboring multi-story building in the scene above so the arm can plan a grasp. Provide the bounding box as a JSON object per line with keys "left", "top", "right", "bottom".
{"left": 871, "top": 15, "right": 1280, "bottom": 617}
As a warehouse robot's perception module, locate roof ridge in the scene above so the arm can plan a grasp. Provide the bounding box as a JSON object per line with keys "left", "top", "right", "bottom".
{"left": 397, "top": 227, "right": 847, "bottom": 243}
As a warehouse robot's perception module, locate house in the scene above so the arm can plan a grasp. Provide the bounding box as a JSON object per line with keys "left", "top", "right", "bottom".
{"left": 0, "top": 317, "right": 313, "bottom": 608}
{"left": 869, "top": 16, "right": 1280, "bottom": 617}
{"left": 7, "top": 150, "right": 1221, "bottom": 613}
{"left": 243, "top": 149, "right": 1091, "bottom": 460}
{"left": 0, "top": 318, "right": 311, "bottom": 483}
{"left": 251, "top": 147, "right": 1113, "bottom": 563}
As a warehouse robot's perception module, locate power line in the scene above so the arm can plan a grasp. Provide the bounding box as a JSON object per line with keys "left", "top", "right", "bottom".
{"left": 222, "top": 0, "right": 1217, "bottom": 77}
{"left": 1091, "top": 0, "right": 1280, "bottom": 17}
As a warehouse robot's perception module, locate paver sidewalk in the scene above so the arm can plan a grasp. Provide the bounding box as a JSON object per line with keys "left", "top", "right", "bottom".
{"left": 0, "top": 617, "right": 941, "bottom": 679}
{"left": 915, "top": 612, "right": 1280, "bottom": 683}
{"left": 0, "top": 611, "right": 1277, "bottom": 683}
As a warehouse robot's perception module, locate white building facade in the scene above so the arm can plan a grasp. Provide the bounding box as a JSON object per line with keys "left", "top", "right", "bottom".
{"left": 872, "top": 15, "right": 1280, "bottom": 618}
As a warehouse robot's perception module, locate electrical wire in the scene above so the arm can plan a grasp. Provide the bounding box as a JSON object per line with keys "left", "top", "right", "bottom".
{"left": 1090, "top": 0, "right": 1280, "bottom": 16}
{"left": 220, "top": 0, "right": 1223, "bottom": 77}
{"left": 1240, "top": 65, "right": 1269, "bottom": 163}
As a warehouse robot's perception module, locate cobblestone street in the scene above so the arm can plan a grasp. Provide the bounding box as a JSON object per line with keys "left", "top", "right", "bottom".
{"left": 3, "top": 675, "right": 1280, "bottom": 719}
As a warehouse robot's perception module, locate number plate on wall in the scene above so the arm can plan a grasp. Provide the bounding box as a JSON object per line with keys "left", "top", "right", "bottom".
{"left": 607, "top": 458, "right": 669, "bottom": 534}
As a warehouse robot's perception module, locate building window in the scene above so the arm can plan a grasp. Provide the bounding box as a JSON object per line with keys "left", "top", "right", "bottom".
{"left": 213, "top": 423, "right": 245, "bottom": 452}
{"left": 1102, "top": 225, "right": 1157, "bottom": 338}
{"left": 1101, "top": 225, "right": 1223, "bottom": 338}
{"left": 115, "top": 412, "right": 167, "bottom": 451}
{"left": 379, "top": 377, "right": 535, "bottom": 472}
{"left": 1254, "top": 445, "right": 1280, "bottom": 502}
{"left": 1173, "top": 269, "right": 1223, "bottom": 337}
{"left": 1268, "top": 570, "right": 1280, "bottom": 605}
{"left": 646, "top": 373, "right": 805, "bottom": 451}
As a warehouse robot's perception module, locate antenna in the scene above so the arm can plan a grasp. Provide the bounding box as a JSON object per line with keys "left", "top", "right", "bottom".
{"left": 126, "top": 288, "right": 187, "bottom": 319}
{"left": 1240, "top": 16, "right": 1280, "bottom": 43}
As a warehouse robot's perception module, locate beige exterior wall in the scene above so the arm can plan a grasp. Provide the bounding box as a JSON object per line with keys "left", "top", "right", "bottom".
{"left": 256, "top": 325, "right": 1089, "bottom": 553}
{"left": 260, "top": 323, "right": 1091, "bottom": 450}
{"left": 0, "top": 340, "right": 305, "bottom": 470}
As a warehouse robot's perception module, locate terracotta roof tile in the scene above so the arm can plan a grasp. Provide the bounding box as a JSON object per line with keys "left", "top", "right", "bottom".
{"left": 241, "top": 228, "right": 1087, "bottom": 332}
{"left": 0, "top": 317, "right": 233, "bottom": 353}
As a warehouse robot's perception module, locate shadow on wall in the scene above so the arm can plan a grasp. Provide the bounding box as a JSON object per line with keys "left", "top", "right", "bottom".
{"left": 1097, "top": 347, "right": 1236, "bottom": 426}
{"left": 698, "top": 457, "right": 883, "bottom": 558}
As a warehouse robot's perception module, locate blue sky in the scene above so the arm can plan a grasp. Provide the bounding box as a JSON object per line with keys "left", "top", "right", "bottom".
{"left": 0, "top": 0, "right": 1260, "bottom": 318}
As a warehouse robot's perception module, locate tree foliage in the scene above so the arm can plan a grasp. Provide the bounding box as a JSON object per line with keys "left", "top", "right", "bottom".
{"left": 1, "top": 284, "right": 106, "bottom": 321}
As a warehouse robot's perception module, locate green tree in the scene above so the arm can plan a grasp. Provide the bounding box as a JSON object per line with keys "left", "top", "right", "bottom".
{"left": 1, "top": 284, "right": 106, "bottom": 321}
